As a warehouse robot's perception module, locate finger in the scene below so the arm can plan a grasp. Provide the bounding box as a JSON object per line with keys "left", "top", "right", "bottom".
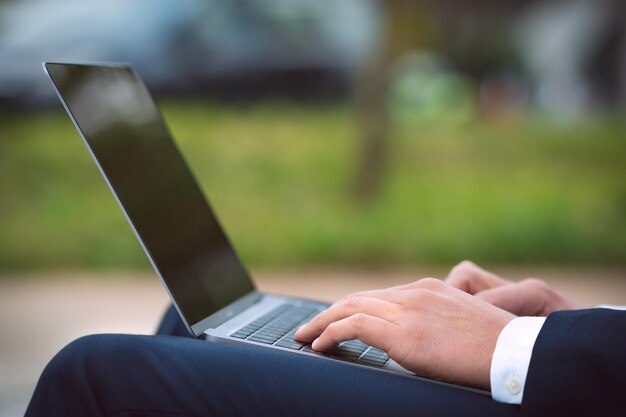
{"left": 475, "top": 280, "right": 545, "bottom": 316}
{"left": 311, "top": 313, "right": 398, "bottom": 352}
{"left": 445, "top": 260, "right": 508, "bottom": 294}
{"left": 295, "top": 296, "right": 400, "bottom": 342}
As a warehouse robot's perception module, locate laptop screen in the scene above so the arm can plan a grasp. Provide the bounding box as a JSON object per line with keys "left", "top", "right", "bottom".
{"left": 45, "top": 63, "right": 255, "bottom": 329}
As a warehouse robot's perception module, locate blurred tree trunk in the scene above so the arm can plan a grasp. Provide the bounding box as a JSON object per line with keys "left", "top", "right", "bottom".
{"left": 354, "top": 1, "right": 434, "bottom": 202}
{"left": 354, "top": 42, "right": 391, "bottom": 202}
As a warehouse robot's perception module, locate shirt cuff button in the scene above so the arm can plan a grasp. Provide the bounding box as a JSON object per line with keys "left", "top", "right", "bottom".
{"left": 505, "top": 377, "right": 522, "bottom": 395}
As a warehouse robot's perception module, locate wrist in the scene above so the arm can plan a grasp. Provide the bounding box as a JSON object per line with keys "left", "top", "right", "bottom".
{"left": 480, "top": 311, "right": 516, "bottom": 390}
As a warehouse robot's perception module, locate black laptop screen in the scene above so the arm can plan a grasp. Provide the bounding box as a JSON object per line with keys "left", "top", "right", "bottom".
{"left": 46, "top": 63, "right": 254, "bottom": 327}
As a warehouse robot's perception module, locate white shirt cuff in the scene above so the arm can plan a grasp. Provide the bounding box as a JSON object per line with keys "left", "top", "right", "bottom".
{"left": 490, "top": 316, "right": 546, "bottom": 404}
{"left": 596, "top": 304, "right": 626, "bottom": 311}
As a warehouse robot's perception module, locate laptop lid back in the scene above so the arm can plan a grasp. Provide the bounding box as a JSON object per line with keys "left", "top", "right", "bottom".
{"left": 44, "top": 62, "right": 256, "bottom": 336}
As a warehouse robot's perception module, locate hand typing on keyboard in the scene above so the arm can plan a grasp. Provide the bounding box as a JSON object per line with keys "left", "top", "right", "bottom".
{"left": 231, "top": 304, "right": 390, "bottom": 367}
{"left": 294, "top": 277, "right": 515, "bottom": 390}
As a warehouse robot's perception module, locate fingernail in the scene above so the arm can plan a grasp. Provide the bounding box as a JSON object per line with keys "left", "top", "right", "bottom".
{"left": 311, "top": 338, "right": 320, "bottom": 350}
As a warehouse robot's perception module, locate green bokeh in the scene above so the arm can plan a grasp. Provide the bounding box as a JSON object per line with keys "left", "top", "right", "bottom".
{"left": 0, "top": 103, "right": 624, "bottom": 271}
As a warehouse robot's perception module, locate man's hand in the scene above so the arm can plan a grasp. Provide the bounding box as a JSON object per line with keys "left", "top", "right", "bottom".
{"left": 295, "top": 278, "right": 514, "bottom": 390}
{"left": 446, "top": 261, "right": 578, "bottom": 316}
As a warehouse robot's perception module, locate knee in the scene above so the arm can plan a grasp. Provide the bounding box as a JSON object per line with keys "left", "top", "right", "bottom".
{"left": 29, "top": 334, "right": 168, "bottom": 416}
{"left": 52, "top": 333, "right": 121, "bottom": 364}
{"left": 40, "top": 334, "right": 138, "bottom": 387}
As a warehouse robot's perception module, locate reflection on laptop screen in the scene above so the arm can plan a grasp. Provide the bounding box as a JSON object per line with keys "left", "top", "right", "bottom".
{"left": 45, "top": 63, "right": 254, "bottom": 326}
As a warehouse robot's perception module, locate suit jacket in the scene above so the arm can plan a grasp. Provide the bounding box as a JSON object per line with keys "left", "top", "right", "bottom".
{"left": 522, "top": 308, "right": 626, "bottom": 417}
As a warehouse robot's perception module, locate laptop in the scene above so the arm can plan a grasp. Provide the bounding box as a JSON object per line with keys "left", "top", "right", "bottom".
{"left": 43, "top": 62, "right": 483, "bottom": 392}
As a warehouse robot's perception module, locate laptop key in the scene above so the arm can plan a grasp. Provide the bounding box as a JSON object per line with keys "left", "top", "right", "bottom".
{"left": 249, "top": 333, "right": 278, "bottom": 341}
{"left": 331, "top": 352, "right": 360, "bottom": 360}
{"left": 342, "top": 339, "right": 368, "bottom": 350}
{"left": 367, "top": 347, "right": 387, "bottom": 355}
{"left": 329, "top": 349, "right": 360, "bottom": 361}
{"left": 365, "top": 349, "right": 387, "bottom": 356}
{"left": 248, "top": 336, "right": 275, "bottom": 344}
{"left": 334, "top": 346, "right": 366, "bottom": 355}
{"left": 255, "top": 327, "right": 285, "bottom": 335}
{"left": 357, "top": 357, "right": 388, "bottom": 367}
{"left": 261, "top": 334, "right": 281, "bottom": 342}
{"left": 275, "top": 340, "right": 304, "bottom": 350}
{"left": 361, "top": 350, "right": 388, "bottom": 360}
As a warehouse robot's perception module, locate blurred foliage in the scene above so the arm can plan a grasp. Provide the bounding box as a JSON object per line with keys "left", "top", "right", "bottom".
{"left": 0, "top": 102, "right": 625, "bottom": 271}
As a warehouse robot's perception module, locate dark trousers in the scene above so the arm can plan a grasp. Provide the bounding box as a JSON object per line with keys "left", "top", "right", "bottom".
{"left": 25, "top": 306, "right": 520, "bottom": 417}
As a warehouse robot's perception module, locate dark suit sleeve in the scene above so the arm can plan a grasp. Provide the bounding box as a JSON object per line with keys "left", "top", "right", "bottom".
{"left": 521, "top": 308, "right": 626, "bottom": 417}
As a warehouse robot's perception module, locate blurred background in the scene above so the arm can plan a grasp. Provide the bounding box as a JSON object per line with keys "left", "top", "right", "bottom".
{"left": 1, "top": 0, "right": 625, "bottom": 415}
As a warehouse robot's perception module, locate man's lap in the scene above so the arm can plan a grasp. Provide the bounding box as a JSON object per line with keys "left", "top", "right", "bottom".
{"left": 27, "top": 329, "right": 520, "bottom": 417}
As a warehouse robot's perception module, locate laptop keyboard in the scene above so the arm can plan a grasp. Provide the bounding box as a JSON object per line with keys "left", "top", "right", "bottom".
{"left": 230, "top": 304, "right": 389, "bottom": 367}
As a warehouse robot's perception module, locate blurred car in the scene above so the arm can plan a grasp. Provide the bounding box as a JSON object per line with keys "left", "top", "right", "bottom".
{"left": 0, "top": 0, "right": 378, "bottom": 107}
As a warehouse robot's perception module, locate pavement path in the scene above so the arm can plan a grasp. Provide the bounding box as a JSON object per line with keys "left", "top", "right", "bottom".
{"left": 1, "top": 267, "right": 624, "bottom": 416}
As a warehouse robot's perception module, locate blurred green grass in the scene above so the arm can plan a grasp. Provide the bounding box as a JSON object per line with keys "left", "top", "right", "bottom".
{"left": 0, "top": 102, "right": 625, "bottom": 271}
